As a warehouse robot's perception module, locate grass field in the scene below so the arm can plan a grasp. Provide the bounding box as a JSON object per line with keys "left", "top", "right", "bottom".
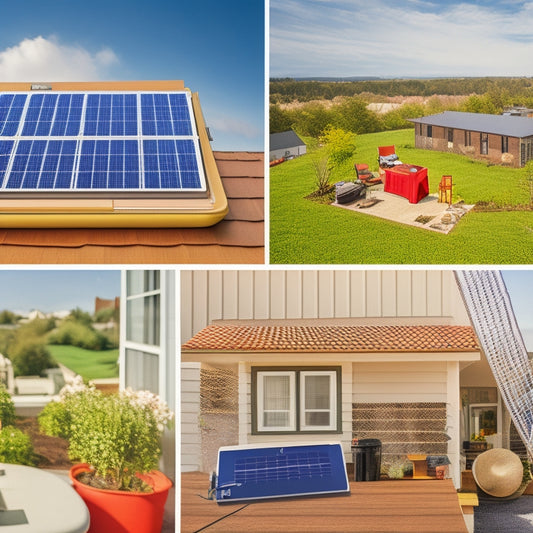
{"left": 47, "top": 345, "right": 119, "bottom": 381}
{"left": 270, "top": 129, "right": 533, "bottom": 264}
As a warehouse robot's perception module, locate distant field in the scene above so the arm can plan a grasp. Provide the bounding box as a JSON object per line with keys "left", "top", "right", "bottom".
{"left": 270, "top": 129, "right": 533, "bottom": 264}
{"left": 47, "top": 345, "right": 119, "bottom": 381}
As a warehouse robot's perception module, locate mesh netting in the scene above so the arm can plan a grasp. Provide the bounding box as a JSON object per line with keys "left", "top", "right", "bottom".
{"left": 455, "top": 270, "right": 533, "bottom": 458}
{"left": 200, "top": 364, "right": 238, "bottom": 414}
{"left": 353, "top": 402, "right": 448, "bottom": 460}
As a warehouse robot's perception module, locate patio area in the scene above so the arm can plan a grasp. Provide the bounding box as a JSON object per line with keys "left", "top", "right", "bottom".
{"left": 181, "top": 472, "right": 468, "bottom": 532}
{"left": 333, "top": 186, "right": 474, "bottom": 234}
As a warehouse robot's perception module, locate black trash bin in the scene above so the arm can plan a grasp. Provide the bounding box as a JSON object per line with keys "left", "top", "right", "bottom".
{"left": 351, "top": 438, "right": 382, "bottom": 481}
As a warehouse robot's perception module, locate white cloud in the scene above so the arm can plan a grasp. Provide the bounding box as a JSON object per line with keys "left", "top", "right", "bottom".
{"left": 270, "top": 0, "right": 533, "bottom": 77}
{"left": 0, "top": 36, "right": 119, "bottom": 82}
{"left": 208, "top": 113, "right": 263, "bottom": 140}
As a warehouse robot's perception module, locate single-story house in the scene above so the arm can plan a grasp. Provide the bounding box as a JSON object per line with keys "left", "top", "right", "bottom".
{"left": 269, "top": 130, "right": 306, "bottom": 161}
{"left": 408, "top": 111, "right": 533, "bottom": 167}
{"left": 181, "top": 269, "right": 528, "bottom": 490}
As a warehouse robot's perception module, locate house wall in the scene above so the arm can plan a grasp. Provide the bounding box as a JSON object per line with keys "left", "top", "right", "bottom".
{"left": 181, "top": 363, "right": 202, "bottom": 472}
{"left": 269, "top": 144, "right": 307, "bottom": 161}
{"left": 181, "top": 269, "right": 468, "bottom": 341}
{"left": 414, "top": 126, "right": 523, "bottom": 167}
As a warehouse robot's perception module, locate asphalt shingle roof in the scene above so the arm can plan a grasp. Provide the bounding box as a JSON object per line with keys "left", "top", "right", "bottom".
{"left": 182, "top": 324, "right": 479, "bottom": 353}
{"left": 270, "top": 130, "right": 306, "bottom": 151}
{"left": 409, "top": 111, "right": 533, "bottom": 138}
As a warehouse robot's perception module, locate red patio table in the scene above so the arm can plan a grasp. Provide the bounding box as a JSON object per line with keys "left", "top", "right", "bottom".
{"left": 384, "top": 164, "right": 429, "bottom": 204}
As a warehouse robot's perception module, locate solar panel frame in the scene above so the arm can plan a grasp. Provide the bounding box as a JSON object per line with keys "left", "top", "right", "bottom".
{"left": 215, "top": 442, "right": 350, "bottom": 503}
{"left": 0, "top": 90, "right": 207, "bottom": 195}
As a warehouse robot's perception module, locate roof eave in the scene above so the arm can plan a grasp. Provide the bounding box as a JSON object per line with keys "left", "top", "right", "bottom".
{"left": 181, "top": 350, "right": 481, "bottom": 364}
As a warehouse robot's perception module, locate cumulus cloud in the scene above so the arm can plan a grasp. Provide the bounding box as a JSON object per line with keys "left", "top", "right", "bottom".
{"left": 208, "top": 113, "right": 263, "bottom": 139}
{"left": 0, "top": 36, "right": 119, "bottom": 82}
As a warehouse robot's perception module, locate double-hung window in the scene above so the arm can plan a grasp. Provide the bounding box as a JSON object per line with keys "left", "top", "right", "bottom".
{"left": 253, "top": 367, "right": 340, "bottom": 434}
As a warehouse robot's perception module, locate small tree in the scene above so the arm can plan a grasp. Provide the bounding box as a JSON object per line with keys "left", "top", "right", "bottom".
{"left": 10, "top": 342, "right": 56, "bottom": 377}
{"left": 319, "top": 126, "right": 357, "bottom": 167}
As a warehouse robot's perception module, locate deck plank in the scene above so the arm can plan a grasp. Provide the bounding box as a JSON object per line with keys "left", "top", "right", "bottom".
{"left": 181, "top": 472, "right": 467, "bottom": 533}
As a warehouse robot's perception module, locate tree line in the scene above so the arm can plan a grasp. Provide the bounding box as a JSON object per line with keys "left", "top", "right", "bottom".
{"left": 270, "top": 77, "right": 533, "bottom": 104}
{"left": 270, "top": 91, "right": 533, "bottom": 138}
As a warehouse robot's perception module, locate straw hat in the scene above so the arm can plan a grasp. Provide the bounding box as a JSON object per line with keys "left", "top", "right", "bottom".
{"left": 472, "top": 448, "right": 524, "bottom": 498}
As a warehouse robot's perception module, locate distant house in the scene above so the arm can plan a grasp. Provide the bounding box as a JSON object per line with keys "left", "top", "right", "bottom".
{"left": 502, "top": 106, "right": 533, "bottom": 118}
{"left": 269, "top": 130, "right": 306, "bottom": 161}
{"left": 409, "top": 111, "right": 533, "bottom": 167}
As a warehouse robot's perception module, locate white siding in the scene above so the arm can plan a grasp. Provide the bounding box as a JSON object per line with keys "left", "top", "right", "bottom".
{"left": 181, "top": 270, "right": 466, "bottom": 341}
{"left": 181, "top": 363, "right": 202, "bottom": 472}
{"left": 353, "top": 362, "right": 448, "bottom": 403}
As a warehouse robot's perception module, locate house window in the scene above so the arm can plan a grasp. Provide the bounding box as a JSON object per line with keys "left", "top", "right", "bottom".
{"left": 447, "top": 128, "right": 454, "bottom": 143}
{"left": 426, "top": 125, "right": 433, "bottom": 138}
{"left": 501, "top": 136, "right": 509, "bottom": 153}
{"left": 122, "top": 270, "right": 163, "bottom": 394}
{"left": 252, "top": 367, "right": 341, "bottom": 434}
{"left": 465, "top": 131, "right": 472, "bottom": 146}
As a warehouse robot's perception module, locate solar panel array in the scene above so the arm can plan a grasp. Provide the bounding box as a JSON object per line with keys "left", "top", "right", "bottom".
{"left": 0, "top": 91, "right": 206, "bottom": 193}
{"left": 216, "top": 443, "right": 349, "bottom": 502}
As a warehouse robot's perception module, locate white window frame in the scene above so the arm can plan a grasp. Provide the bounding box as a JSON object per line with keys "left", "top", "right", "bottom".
{"left": 299, "top": 370, "right": 337, "bottom": 432}
{"left": 256, "top": 371, "right": 296, "bottom": 432}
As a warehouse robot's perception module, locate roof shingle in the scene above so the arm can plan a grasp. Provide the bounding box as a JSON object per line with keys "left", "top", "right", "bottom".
{"left": 182, "top": 324, "right": 479, "bottom": 353}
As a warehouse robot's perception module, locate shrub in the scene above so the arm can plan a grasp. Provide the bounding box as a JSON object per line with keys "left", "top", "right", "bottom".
{"left": 40, "top": 376, "right": 173, "bottom": 492}
{"left": 11, "top": 342, "right": 55, "bottom": 377}
{"left": 0, "top": 426, "right": 35, "bottom": 466}
{"left": 48, "top": 322, "right": 112, "bottom": 351}
{"left": 0, "top": 385, "right": 15, "bottom": 427}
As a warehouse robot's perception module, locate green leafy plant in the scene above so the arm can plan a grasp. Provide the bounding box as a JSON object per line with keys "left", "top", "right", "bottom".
{"left": 39, "top": 376, "right": 173, "bottom": 492}
{"left": 0, "top": 384, "right": 15, "bottom": 427}
{"left": 10, "top": 341, "right": 56, "bottom": 377}
{"left": 0, "top": 426, "right": 35, "bottom": 466}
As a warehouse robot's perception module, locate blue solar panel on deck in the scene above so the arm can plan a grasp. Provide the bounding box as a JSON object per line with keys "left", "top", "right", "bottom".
{"left": 216, "top": 443, "right": 349, "bottom": 502}
{"left": 0, "top": 91, "right": 205, "bottom": 193}
{"left": 0, "top": 94, "right": 27, "bottom": 136}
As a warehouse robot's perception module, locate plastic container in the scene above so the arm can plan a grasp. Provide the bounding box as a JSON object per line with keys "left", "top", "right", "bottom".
{"left": 351, "top": 438, "right": 382, "bottom": 481}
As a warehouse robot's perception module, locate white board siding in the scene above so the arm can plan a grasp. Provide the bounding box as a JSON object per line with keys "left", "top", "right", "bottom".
{"left": 180, "top": 270, "right": 464, "bottom": 341}
{"left": 353, "top": 362, "right": 448, "bottom": 403}
{"left": 181, "top": 363, "right": 201, "bottom": 472}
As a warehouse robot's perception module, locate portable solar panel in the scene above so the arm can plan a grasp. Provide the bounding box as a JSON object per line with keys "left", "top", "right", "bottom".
{"left": 0, "top": 82, "right": 228, "bottom": 227}
{"left": 215, "top": 442, "right": 349, "bottom": 503}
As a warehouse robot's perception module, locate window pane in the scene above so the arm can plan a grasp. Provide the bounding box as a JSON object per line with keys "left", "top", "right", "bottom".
{"left": 125, "top": 348, "right": 158, "bottom": 393}
{"left": 305, "top": 412, "right": 330, "bottom": 426}
{"left": 305, "top": 375, "right": 330, "bottom": 409}
{"left": 264, "top": 412, "right": 290, "bottom": 427}
{"left": 126, "top": 293, "right": 160, "bottom": 345}
{"left": 264, "top": 375, "right": 290, "bottom": 410}
{"left": 127, "top": 270, "right": 160, "bottom": 295}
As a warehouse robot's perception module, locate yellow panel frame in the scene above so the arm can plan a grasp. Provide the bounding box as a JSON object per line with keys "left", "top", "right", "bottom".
{"left": 0, "top": 83, "right": 228, "bottom": 228}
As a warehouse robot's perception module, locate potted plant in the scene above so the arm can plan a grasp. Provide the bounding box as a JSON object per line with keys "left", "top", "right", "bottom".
{"left": 39, "top": 376, "right": 173, "bottom": 533}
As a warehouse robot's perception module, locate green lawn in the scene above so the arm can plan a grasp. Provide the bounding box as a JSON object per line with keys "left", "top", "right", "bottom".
{"left": 270, "top": 129, "right": 533, "bottom": 264}
{"left": 47, "top": 345, "right": 119, "bottom": 381}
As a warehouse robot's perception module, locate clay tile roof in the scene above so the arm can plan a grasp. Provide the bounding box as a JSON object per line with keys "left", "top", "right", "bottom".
{"left": 182, "top": 324, "right": 479, "bottom": 353}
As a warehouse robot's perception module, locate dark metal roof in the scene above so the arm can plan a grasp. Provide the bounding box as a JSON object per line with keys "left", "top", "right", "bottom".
{"left": 269, "top": 130, "right": 306, "bottom": 151}
{"left": 409, "top": 111, "right": 533, "bottom": 138}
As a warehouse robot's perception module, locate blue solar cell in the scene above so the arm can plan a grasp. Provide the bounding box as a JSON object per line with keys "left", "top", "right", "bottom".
{"left": 0, "top": 91, "right": 204, "bottom": 193}
{"left": 0, "top": 94, "right": 27, "bottom": 136}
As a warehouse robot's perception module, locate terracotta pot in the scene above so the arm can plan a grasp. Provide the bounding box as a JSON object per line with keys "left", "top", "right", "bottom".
{"left": 70, "top": 463, "right": 172, "bottom": 533}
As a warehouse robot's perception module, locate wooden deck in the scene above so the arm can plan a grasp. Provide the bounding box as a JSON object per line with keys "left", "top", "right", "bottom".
{"left": 181, "top": 472, "right": 468, "bottom": 533}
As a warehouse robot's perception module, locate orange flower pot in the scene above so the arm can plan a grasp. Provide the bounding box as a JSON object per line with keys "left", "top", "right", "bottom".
{"left": 70, "top": 463, "right": 172, "bottom": 533}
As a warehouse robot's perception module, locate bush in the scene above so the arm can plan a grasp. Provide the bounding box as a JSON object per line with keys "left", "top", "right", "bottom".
{"left": 0, "top": 426, "right": 35, "bottom": 466}
{"left": 0, "top": 385, "right": 15, "bottom": 427}
{"left": 48, "top": 322, "right": 112, "bottom": 351}
{"left": 40, "top": 377, "right": 173, "bottom": 492}
{"left": 11, "top": 342, "right": 55, "bottom": 377}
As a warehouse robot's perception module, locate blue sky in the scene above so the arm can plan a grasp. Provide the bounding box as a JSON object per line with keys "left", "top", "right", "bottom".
{"left": 271, "top": 0, "right": 533, "bottom": 78}
{"left": 0, "top": 270, "right": 120, "bottom": 314}
{"left": 0, "top": 0, "right": 264, "bottom": 151}
{"left": 501, "top": 270, "right": 533, "bottom": 351}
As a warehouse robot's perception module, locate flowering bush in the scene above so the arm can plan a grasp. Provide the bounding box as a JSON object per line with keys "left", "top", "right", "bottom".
{"left": 0, "top": 384, "right": 15, "bottom": 428}
{"left": 471, "top": 429, "right": 486, "bottom": 441}
{"left": 39, "top": 376, "right": 173, "bottom": 492}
